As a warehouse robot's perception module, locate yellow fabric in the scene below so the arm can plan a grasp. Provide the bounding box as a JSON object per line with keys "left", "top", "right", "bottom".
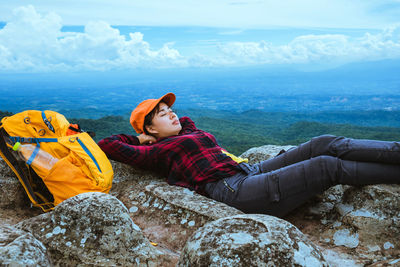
{"left": 2, "top": 110, "right": 70, "bottom": 138}
{"left": 221, "top": 149, "right": 248, "bottom": 163}
{"left": 44, "top": 153, "right": 110, "bottom": 205}
{"left": 1, "top": 110, "right": 113, "bottom": 207}
{"left": 2, "top": 111, "right": 71, "bottom": 159}
{"left": 58, "top": 134, "right": 113, "bottom": 189}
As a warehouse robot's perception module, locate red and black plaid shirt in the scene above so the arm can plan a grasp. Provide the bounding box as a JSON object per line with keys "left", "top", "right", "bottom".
{"left": 98, "top": 116, "right": 241, "bottom": 193}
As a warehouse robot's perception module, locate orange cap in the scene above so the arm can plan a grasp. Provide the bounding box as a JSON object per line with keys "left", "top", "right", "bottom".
{"left": 130, "top": 93, "right": 176, "bottom": 134}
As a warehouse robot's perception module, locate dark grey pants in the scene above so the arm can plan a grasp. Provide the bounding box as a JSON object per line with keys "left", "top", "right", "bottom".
{"left": 205, "top": 135, "right": 400, "bottom": 217}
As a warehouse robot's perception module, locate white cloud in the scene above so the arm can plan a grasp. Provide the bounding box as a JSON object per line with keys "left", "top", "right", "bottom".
{"left": 0, "top": 6, "right": 400, "bottom": 72}
{"left": 217, "top": 27, "right": 400, "bottom": 66}
{"left": 0, "top": 5, "right": 188, "bottom": 72}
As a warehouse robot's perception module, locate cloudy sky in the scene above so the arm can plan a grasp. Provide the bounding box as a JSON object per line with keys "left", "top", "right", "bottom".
{"left": 1, "top": 0, "right": 399, "bottom": 28}
{"left": 0, "top": 1, "right": 400, "bottom": 72}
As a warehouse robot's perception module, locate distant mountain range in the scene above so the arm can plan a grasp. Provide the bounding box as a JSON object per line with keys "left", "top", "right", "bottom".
{"left": 0, "top": 59, "right": 399, "bottom": 118}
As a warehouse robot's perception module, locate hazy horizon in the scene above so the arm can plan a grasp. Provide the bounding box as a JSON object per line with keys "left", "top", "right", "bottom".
{"left": 0, "top": 2, "right": 399, "bottom": 118}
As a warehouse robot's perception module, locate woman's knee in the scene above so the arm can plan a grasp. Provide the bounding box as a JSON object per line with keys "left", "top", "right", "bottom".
{"left": 309, "top": 155, "right": 341, "bottom": 184}
{"left": 312, "top": 155, "right": 338, "bottom": 167}
{"left": 310, "top": 135, "right": 343, "bottom": 157}
{"left": 311, "top": 134, "right": 337, "bottom": 144}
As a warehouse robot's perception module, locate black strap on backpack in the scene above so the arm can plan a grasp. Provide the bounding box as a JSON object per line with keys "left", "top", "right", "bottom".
{"left": 68, "top": 124, "right": 81, "bottom": 133}
{"left": 0, "top": 127, "right": 54, "bottom": 211}
{"left": 68, "top": 123, "right": 95, "bottom": 138}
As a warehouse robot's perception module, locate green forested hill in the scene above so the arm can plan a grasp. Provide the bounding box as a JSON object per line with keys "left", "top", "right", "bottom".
{"left": 2, "top": 110, "right": 400, "bottom": 155}
{"left": 189, "top": 117, "right": 400, "bottom": 154}
{"left": 0, "top": 111, "right": 13, "bottom": 119}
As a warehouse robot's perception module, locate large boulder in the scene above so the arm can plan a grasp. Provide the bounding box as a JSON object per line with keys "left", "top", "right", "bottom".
{"left": 16, "top": 192, "right": 165, "bottom": 266}
{"left": 0, "top": 224, "right": 51, "bottom": 266}
{"left": 179, "top": 214, "right": 328, "bottom": 267}
{"left": 110, "top": 161, "right": 243, "bottom": 252}
{"left": 314, "top": 184, "right": 400, "bottom": 263}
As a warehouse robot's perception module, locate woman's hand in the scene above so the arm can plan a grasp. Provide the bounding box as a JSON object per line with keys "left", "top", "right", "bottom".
{"left": 137, "top": 133, "right": 157, "bottom": 145}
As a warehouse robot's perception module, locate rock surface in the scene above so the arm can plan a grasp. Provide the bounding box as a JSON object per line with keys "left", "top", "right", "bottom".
{"left": 240, "top": 144, "right": 296, "bottom": 164}
{"left": 0, "top": 225, "right": 51, "bottom": 266}
{"left": 0, "top": 158, "right": 28, "bottom": 209}
{"left": 16, "top": 192, "right": 165, "bottom": 266}
{"left": 110, "top": 161, "right": 243, "bottom": 254}
{"left": 0, "top": 158, "right": 42, "bottom": 226}
{"left": 240, "top": 144, "right": 400, "bottom": 265}
{"left": 179, "top": 214, "right": 328, "bottom": 267}
{"left": 1, "top": 143, "right": 400, "bottom": 266}
{"left": 294, "top": 184, "right": 400, "bottom": 265}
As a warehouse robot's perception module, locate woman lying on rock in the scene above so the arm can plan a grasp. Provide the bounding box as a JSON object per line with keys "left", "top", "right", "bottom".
{"left": 98, "top": 93, "right": 400, "bottom": 217}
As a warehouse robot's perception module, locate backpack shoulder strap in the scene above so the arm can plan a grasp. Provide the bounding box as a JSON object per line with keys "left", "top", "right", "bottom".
{"left": 0, "top": 127, "right": 54, "bottom": 211}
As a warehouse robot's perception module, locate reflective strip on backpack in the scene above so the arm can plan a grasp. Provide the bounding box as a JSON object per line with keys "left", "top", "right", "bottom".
{"left": 35, "top": 138, "right": 58, "bottom": 142}
{"left": 26, "top": 143, "right": 40, "bottom": 165}
{"left": 9, "top": 137, "right": 58, "bottom": 144}
{"left": 76, "top": 137, "right": 102, "bottom": 173}
{"left": 9, "top": 136, "right": 58, "bottom": 165}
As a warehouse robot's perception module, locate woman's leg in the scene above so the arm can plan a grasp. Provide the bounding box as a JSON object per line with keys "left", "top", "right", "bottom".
{"left": 257, "top": 135, "right": 400, "bottom": 173}
{"left": 215, "top": 155, "right": 400, "bottom": 217}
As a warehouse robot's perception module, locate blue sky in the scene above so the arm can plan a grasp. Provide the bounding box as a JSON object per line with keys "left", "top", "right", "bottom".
{"left": 0, "top": 1, "right": 400, "bottom": 72}
{"left": 1, "top": 0, "right": 399, "bottom": 28}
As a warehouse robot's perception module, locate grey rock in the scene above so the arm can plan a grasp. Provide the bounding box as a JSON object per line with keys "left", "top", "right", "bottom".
{"left": 179, "top": 214, "right": 328, "bottom": 267}
{"left": 110, "top": 161, "right": 243, "bottom": 222}
{"left": 321, "top": 249, "right": 362, "bottom": 267}
{"left": 0, "top": 158, "right": 27, "bottom": 209}
{"left": 0, "top": 224, "right": 51, "bottom": 266}
{"left": 240, "top": 145, "right": 400, "bottom": 265}
{"left": 306, "top": 185, "right": 349, "bottom": 217}
{"left": 332, "top": 229, "right": 359, "bottom": 248}
{"left": 110, "top": 159, "right": 159, "bottom": 184}
{"left": 338, "top": 185, "right": 400, "bottom": 251}
{"left": 0, "top": 157, "right": 17, "bottom": 178}
{"left": 145, "top": 182, "right": 243, "bottom": 221}
{"left": 305, "top": 184, "right": 400, "bottom": 262}
{"left": 110, "top": 162, "right": 243, "bottom": 253}
{"left": 2, "top": 143, "right": 400, "bottom": 266}
{"left": 16, "top": 192, "right": 163, "bottom": 266}
{"left": 0, "top": 159, "right": 46, "bottom": 227}
{"left": 240, "top": 144, "right": 296, "bottom": 164}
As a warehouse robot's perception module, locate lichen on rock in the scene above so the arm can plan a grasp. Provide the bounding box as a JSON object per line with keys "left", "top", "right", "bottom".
{"left": 0, "top": 224, "right": 51, "bottom": 266}
{"left": 15, "top": 192, "right": 163, "bottom": 266}
{"left": 179, "top": 214, "right": 328, "bottom": 267}
{"left": 1, "top": 144, "right": 400, "bottom": 266}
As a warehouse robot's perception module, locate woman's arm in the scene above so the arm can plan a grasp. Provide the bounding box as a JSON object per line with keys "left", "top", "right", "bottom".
{"left": 98, "top": 134, "right": 155, "bottom": 168}
{"left": 180, "top": 116, "right": 197, "bottom": 133}
{"left": 137, "top": 133, "right": 157, "bottom": 145}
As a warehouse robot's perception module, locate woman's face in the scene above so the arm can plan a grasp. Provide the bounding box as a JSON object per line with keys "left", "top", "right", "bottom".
{"left": 146, "top": 102, "right": 182, "bottom": 138}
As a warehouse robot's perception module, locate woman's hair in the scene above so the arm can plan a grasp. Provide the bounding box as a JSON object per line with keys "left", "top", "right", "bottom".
{"left": 143, "top": 101, "right": 164, "bottom": 135}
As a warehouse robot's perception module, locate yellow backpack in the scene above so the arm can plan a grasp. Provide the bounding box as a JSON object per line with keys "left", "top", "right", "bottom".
{"left": 0, "top": 110, "right": 113, "bottom": 212}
